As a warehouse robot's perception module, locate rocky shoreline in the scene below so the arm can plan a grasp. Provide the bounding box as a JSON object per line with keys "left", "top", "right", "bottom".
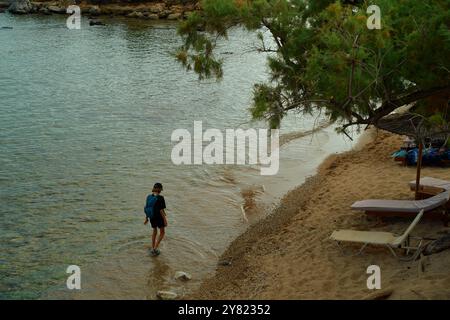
{"left": 1, "top": 0, "right": 200, "bottom": 20}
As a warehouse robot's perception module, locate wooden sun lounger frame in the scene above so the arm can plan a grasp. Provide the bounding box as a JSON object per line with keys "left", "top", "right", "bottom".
{"left": 365, "top": 209, "right": 449, "bottom": 226}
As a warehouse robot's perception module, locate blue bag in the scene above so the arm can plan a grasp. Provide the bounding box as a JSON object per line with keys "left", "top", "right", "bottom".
{"left": 406, "top": 148, "right": 419, "bottom": 165}
{"left": 144, "top": 195, "right": 158, "bottom": 219}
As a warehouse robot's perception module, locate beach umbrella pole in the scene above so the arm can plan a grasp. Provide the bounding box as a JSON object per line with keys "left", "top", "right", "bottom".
{"left": 415, "top": 142, "right": 424, "bottom": 200}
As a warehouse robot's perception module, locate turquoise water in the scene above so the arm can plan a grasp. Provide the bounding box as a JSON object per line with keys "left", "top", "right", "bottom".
{"left": 0, "top": 13, "right": 354, "bottom": 299}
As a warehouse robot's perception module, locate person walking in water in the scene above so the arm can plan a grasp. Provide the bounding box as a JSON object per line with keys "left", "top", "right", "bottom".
{"left": 144, "top": 183, "right": 167, "bottom": 256}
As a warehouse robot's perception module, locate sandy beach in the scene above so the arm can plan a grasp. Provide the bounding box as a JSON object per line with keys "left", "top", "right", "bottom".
{"left": 191, "top": 130, "right": 450, "bottom": 300}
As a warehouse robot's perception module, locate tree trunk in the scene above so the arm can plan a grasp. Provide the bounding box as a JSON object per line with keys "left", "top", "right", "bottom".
{"left": 415, "top": 142, "right": 424, "bottom": 200}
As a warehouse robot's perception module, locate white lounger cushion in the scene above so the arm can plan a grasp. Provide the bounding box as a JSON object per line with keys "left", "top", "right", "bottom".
{"left": 330, "top": 230, "right": 397, "bottom": 245}
{"left": 408, "top": 177, "right": 450, "bottom": 191}
{"left": 331, "top": 210, "right": 424, "bottom": 247}
{"left": 351, "top": 190, "right": 450, "bottom": 213}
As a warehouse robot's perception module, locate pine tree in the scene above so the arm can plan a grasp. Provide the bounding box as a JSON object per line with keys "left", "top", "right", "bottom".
{"left": 175, "top": 0, "right": 450, "bottom": 135}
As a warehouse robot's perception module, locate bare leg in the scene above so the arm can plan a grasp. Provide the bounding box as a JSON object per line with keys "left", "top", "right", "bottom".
{"left": 155, "top": 227, "right": 165, "bottom": 249}
{"left": 152, "top": 228, "right": 157, "bottom": 250}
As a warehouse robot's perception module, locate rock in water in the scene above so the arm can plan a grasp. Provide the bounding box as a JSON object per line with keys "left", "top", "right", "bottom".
{"left": 88, "top": 5, "right": 100, "bottom": 17}
{"left": 147, "top": 13, "right": 159, "bottom": 20}
{"left": 89, "top": 20, "right": 105, "bottom": 26}
{"left": 127, "top": 11, "right": 144, "bottom": 18}
{"left": 167, "top": 13, "right": 182, "bottom": 20}
{"left": 158, "top": 10, "right": 170, "bottom": 19}
{"left": 8, "top": 0, "right": 33, "bottom": 14}
{"left": 47, "top": 5, "right": 65, "bottom": 14}
{"left": 156, "top": 290, "right": 178, "bottom": 300}
{"left": 58, "top": 0, "right": 76, "bottom": 6}
{"left": 0, "top": 2, "right": 11, "bottom": 9}
{"left": 38, "top": 7, "right": 50, "bottom": 15}
{"left": 149, "top": 3, "right": 166, "bottom": 14}
{"left": 174, "top": 271, "right": 192, "bottom": 281}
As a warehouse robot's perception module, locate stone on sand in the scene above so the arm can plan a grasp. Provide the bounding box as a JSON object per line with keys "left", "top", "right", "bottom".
{"left": 363, "top": 288, "right": 394, "bottom": 300}
{"left": 156, "top": 290, "right": 178, "bottom": 300}
{"left": 218, "top": 260, "right": 232, "bottom": 266}
{"left": 174, "top": 271, "right": 192, "bottom": 281}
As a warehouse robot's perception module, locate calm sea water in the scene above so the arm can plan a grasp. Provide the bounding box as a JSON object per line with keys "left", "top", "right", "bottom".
{"left": 0, "top": 13, "right": 356, "bottom": 299}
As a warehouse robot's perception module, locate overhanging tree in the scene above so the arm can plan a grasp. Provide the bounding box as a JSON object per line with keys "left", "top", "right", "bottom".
{"left": 175, "top": 0, "right": 450, "bottom": 136}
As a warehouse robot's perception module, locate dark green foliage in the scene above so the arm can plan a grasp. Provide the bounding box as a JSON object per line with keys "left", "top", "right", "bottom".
{"left": 176, "top": 0, "right": 450, "bottom": 134}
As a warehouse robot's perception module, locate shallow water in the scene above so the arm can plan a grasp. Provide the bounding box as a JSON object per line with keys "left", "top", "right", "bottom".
{"left": 0, "top": 13, "right": 356, "bottom": 299}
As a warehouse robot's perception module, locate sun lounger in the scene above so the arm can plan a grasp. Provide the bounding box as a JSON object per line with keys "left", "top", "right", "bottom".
{"left": 350, "top": 190, "right": 450, "bottom": 223}
{"left": 351, "top": 190, "right": 449, "bottom": 213}
{"left": 330, "top": 210, "right": 424, "bottom": 260}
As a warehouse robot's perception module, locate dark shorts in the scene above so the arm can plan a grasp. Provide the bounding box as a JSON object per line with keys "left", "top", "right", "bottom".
{"left": 150, "top": 217, "right": 165, "bottom": 229}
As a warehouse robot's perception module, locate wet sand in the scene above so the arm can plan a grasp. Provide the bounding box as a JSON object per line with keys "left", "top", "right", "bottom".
{"left": 191, "top": 130, "right": 450, "bottom": 299}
